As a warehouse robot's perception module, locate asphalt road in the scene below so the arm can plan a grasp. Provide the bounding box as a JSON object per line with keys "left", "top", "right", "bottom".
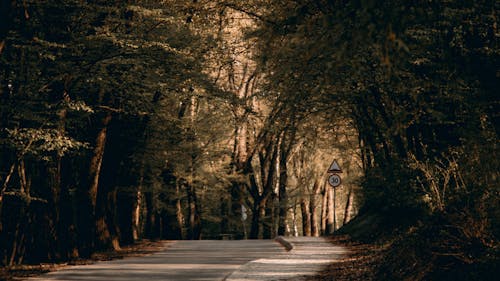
{"left": 26, "top": 238, "right": 347, "bottom": 281}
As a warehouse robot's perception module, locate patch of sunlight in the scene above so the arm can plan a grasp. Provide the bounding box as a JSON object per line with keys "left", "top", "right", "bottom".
{"left": 252, "top": 258, "right": 336, "bottom": 264}
{"left": 74, "top": 263, "right": 240, "bottom": 270}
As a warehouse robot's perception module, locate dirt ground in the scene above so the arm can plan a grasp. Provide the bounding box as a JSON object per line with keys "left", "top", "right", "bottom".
{"left": 0, "top": 240, "right": 169, "bottom": 281}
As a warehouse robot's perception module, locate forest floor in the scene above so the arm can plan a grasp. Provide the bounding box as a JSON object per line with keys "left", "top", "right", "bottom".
{"left": 0, "top": 240, "right": 169, "bottom": 281}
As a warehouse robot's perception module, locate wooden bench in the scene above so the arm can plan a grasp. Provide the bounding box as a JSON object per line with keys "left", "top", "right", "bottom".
{"left": 219, "top": 234, "right": 234, "bottom": 240}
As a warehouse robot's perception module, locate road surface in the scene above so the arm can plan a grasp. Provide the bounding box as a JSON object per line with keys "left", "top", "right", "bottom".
{"left": 27, "top": 238, "right": 347, "bottom": 281}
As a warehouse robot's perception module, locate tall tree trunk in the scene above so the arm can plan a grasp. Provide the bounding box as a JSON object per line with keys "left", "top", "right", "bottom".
{"left": 278, "top": 141, "right": 288, "bottom": 235}
{"left": 326, "top": 187, "right": 335, "bottom": 234}
{"left": 95, "top": 130, "right": 122, "bottom": 252}
{"left": 45, "top": 160, "right": 61, "bottom": 261}
{"left": 2, "top": 159, "right": 30, "bottom": 265}
{"left": 89, "top": 113, "right": 112, "bottom": 208}
{"left": 176, "top": 182, "right": 186, "bottom": 239}
{"left": 258, "top": 202, "right": 266, "bottom": 239}
{"left": 250, "top": 137, "right": 279, "bottom": 239}
{"left": 6, "top": 161, "right": 29, "bottom": 265}
{"left": 264, "top": 194, "right": 277, "bottom": 238}
{"left": 220, "top": 192, "right": 229, "bottom": 235}
{"left": 289, "top": 202, "right": 298, "bottom": 236}
{"left": 321, "top": 188, "right": 328, "bottom": 235}
{"left": 132, "top": 189, "right": 141, "bottom": 241}
{"left": 144, "top": 190, "right": 158, "bottom": 239}
{"left": 93, "top": 113, "right": 121, "bottom": 251}
{"left": 132, "top": 166, "right": 145, "bottom": 242}
{"left": 272, "top": 194, "right": 279, "bottom": 237}
{"left": 250, "top": 202, "right": 259, "bottom": 239}
{"left": 310, "top": 180, "right": 322, "bottom": 237}
{"left": 343, "top": 186, "right": 355, "bottom": 225}
{"left": 184, "top": 96, "right": 201, "bottom": 240}
{"left": 187, "top": 183, "right": 201, "bottom": 240}
{"left": 230, "top": 183, "right": 245, "bottom": 237}
{"left": 8, "top": 210, "right": 25, "bottom": 266}
{"left": 58, "top": 157, "right": 79, "bottom": 259}
{"left": 94, "top": 186, "right": 121, "bottom": 251}
{"left": 54, "top": 88, "right": 78, "bottom": 259}
{"left": 116, "top": 172, "right": 142, "bottom": 245}
{"left": 77, "top": 112, "right": 112, "bottom": 257}
{"left": 250, "top": 197, "right": 268, "bottom": 239}
{"left": 230, "top": 119, "right": 249, "bottom": 237}
{"left": 300, "top": 197, "right": 311, "bottom": 236}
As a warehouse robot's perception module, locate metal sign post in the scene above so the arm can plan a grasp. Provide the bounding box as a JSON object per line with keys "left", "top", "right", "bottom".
{"left": 327, "top": 159, "right": 342, "bottom": 232}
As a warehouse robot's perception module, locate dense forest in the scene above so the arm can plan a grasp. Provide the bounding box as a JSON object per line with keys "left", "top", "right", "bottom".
{"left": 0, "top": 0, "right": 498, "bottom": 280}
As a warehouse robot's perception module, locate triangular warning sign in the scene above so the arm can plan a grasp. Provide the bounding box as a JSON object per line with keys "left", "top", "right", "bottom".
{"left": 328, "top": 159, "right": 342, "bottom": 173}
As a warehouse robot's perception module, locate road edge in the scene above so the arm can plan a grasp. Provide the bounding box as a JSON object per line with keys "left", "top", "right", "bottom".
{"left": 274, "top": 236, "right": 294, "bottom": 251}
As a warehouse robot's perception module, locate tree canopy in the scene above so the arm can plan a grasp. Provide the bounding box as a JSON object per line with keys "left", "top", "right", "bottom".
{"left": 1, "top": 1, "right": 498, "bottom": 280}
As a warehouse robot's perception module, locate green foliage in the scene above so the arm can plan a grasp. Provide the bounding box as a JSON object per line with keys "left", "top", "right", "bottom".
{"left": 0, "top": 0, "right": 234, "bottom": 263}
{"left": 5, "top": 128, "right": 89, "bottom": 160}
{"left": 0, "top": 1, "right": 497, "bottom": 276}
{"left": 249, "top": 0, "right": 498, "bottom": 278}
{"left": 362, "top": 162, "right": 427, "bottom": 218}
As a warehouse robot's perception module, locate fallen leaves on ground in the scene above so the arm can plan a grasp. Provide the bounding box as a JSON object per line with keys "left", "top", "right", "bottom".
{"left": 286, "top": 235, "right": 387, "bottom": 281}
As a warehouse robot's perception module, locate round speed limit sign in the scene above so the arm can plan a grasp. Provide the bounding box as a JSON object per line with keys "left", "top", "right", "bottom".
{"left": 328, "top": 174, "right": 341, "bottom": 187}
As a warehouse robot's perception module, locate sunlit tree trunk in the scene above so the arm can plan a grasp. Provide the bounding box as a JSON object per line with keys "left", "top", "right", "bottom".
{"left": 300, "top": 197, "right": 311, "bottom": 236}
{"left": 326, "top": 187, "right": 335, "bottom": 234}
{"left": 292, "top": 201, "right": 299, "bottom": 236}
{"left": 228, "top": 70, "right": 255, "bottom": 237}
{"left": 321, "top": 188, "right": 328, "bottom": 235}
{"left": 187, "top": 96, "right": 201, "bottom": 240}
{"left": 343, "top": 186, "right": 355, "bottom": 225}
{"left": 249, "top": 137, "right": 279, "bottom": 239}
{"left": 132, "top": 188, "right": 141, "bottom": 241}
{"left": 175, "top": 182, "right": 186, "bottom": 239}
{"left": 310, "top": 180, "right": 322, "bottom": 237}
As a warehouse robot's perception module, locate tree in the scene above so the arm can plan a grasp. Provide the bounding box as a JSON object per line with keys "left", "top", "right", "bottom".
{"left": 0, "top": 0, "right": 223, "bottom": 263}
{"left": 250, "top": 0, "right": 498, "bottom": 279}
